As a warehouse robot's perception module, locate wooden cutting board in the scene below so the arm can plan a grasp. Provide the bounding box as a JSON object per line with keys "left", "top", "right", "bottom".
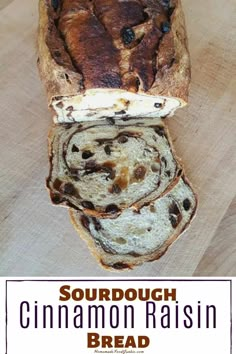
{"left": 0, "top": 0, "right": 236, "bottom": 276}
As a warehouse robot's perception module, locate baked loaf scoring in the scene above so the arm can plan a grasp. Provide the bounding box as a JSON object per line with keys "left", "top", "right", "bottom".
{"left": 38, "top": 0, "right": 190, "bottom": 123}
{"left": 47, "top": 120, "right": 182, "bottom": 218}
{"left": 70, "top": 176, "right": 197, "bottom": 270}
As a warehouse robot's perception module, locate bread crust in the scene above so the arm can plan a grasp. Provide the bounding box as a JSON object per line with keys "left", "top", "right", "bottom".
{"left": 38, "top": 0, "right": 84, "bottom": 105}
{"left": 69, "top": 175, "right": 198, "bottom": 271}
{"left": 38, "top": 0, "right": 190, "bottom": 108}
{"left": 38, "top": 1, "right": 196, "bottom": 271}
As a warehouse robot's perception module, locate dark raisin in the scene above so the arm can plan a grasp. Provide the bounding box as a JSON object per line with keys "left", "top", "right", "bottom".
{"left": 63, "top": 183, "right": 76, "bottom": 195}
{"left": 136, "top": 77, "right": 140, "bottom": 88}
{"left": 143, "top": 11, "right": 149, "bottom": 21}
{"left": 177, "top": 169, "right": 183, "bottom": 177}
{"left": 133, "top": 165, "right": 146, "bottom": 180}
{"left": 54, "top": 50, "right": 61, "bottom": 57}
{"left": 161, "top": 21, "right": 171, "bottom": 33}
{"left": 111, "top": 184, "right": 122, "bottom": 194}
{"left": 64, "top": 73, "right": 70, "bottom": 82}
{"left": 102, "top": 163, "right": 114, "bottom": 172}
{"left": 84, "top": 160, "right": 100, "bottom": 175}
{"left": 169, "top": 58, "right": 176, "bottom": 68}
{"left": 82, "top": 150, "right": 94, "bottom": 159}
{"left": 53, "top": 178, "right": 62, "bottom": 190}
{"left": 154, "top": 126, "right": 165, "bottom": 137}
{"left": 105, "top": 204, "right": 120, "bottom": 214}
{"left": 69, "top": 168, "right": 80, "bottom": 181}
{"left": 81, "top": 201, "right": 95, "bottom": 210}
{"left": 169, "top": 215, "right": 178, "bottom": 228}
{"left": 104, "top": 145, "right": 111, "bottom": 155}
{"left": 169, "top": 201, "right": 181, "bottom": 216}
{"left": 183, "top": 198, "right": 191, "bottom": 211}
{"left": 98, "top": 241, "right": 117, "bottom": 254}
{"left": 51, "top": 0, "right": 60, "bottom": 11}
{"left": 51, "top": 193, "right": 62, "bottom": 204}
{"left": 112, "top": 262, "right": 130, "bottom": 270}
{"left": 168, "top": 6, "right": 175, "bottom": 17}
{"left": 154, "top": 102, "right": 163, "bottom": 108}
{"left": 85, "top": 160, "right": 97, "bottom": 170}
{"left": 80, "top": 215, "right": 90, "bottom": 230}
{"left": 165, "top": 170, "right": 171, "bottom": 177}
{"left": 161, "top": 156, "right": 167, "bottom": 166}
{"left": 118, "top": 135, "right": 128, "bottom": 144}
{"left": 107, "top": 169, "right": 116, "bottom": 180}
{"left": 56, "top": 101, "right": 64, "bottom": 109}
{"left": 72, "top": 145, "right": 79, "bottom": 153}
{"left": 92, "top": 217, "right": 102, "bottom": 231}
{"left": 106, "top": 117, "right": 115, "bottom": 125}
{"left": 115, "top": 110, "right": 126, "bottom": 115}
{"left": 121, "top": 27, "right": 135, "bottom": 45}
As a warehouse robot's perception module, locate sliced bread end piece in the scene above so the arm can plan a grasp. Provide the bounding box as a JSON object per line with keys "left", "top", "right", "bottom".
{"left": 69, "top": 176, "right": 198, "bottom": 271}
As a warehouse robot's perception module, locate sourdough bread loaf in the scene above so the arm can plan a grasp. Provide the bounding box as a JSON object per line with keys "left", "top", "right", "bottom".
{"left": 37, "top": 1, "right": 197, "bottom": 269}
{"left": 47, "top": 120, "right": 183, "bottom": 218}
{"left": 70, "top": 176, "right": 197, "bottom": 270}
{"left": 38, "top": 0, "right": 190, "bottom": 123}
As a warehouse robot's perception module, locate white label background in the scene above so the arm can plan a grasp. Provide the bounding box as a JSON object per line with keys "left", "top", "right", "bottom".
{"left": 0, "top": 279, "right": 234, "bottom": 354}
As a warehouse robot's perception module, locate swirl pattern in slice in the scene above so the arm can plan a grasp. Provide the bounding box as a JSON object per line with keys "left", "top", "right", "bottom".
{"left": 48, "top": 121, "right": 182, "bottom": 217}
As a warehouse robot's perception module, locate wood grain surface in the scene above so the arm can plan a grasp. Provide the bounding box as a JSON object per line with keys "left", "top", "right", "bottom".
{"left": 0, "top": 0, "right": 236, "bottom": 276}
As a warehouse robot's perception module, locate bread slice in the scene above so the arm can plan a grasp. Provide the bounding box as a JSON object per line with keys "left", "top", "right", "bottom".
{"left": 70, "top": 176, "right": 197, "bottom": 270}
{"left": 38, "top": 0, "right": 190, "bottom": 123}
{"left": 47, "top": 119, "right": 183, "bottom": 218}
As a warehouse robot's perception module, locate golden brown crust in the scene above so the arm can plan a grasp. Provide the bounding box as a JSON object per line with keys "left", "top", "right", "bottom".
{"left": 58, "top": 0, "right": 122, "bottom": 89}
{"left": 38, "top": 0, "right": 190, "bottom": 107}
{"left": 38, "top": 0, "right": 84, "bottom": 103}
{"left": 69, "top": 175, "right": 198, "bottom": 272}
{"left": 149, "top": 0, "right": 191, "bottom": 102}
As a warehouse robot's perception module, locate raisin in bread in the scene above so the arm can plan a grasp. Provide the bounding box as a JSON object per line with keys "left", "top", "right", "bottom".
{"left": 70, "top": 176, "right": 197, "bottom": 270}
{"left": 47, "top": 120, "right": 183, "bottom": 218}
{"left": 38, "top": 0, "right": 190, "bottom": 123}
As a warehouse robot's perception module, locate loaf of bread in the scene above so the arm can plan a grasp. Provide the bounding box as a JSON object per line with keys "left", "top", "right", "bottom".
{"left": 70, "top": 176, "right": 197, "bottom": 270}
{"left": 38, "top": 1, "right": 197, "bottom": 270}
{"left": 38, "top": 0, "right": 190, "bottom": 123}
{"left": 47, "top": 119, "right": 183, "bottom": 218}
